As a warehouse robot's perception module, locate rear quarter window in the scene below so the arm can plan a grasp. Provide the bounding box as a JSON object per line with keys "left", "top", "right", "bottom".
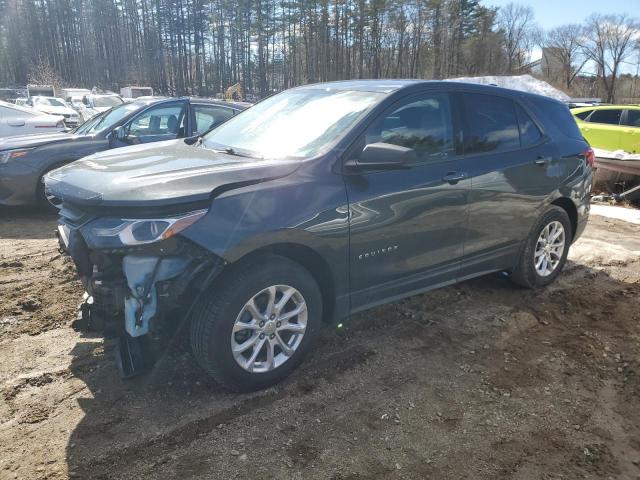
{"left": 535, "top": 99, "right": 584, "bottom": 141}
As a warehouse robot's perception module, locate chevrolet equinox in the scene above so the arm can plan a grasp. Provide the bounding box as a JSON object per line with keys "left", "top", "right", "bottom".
{"left": 45, "top": 80, "right": 593, "bottom": 392}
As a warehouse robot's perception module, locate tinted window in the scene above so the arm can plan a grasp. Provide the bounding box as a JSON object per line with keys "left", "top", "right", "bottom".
{"left": 464, "top": 93, "right": 519, "bottom": 154}
{"left": 538, "top": 100, "right": 584, "bottom": 141}
{"left": 625, "top": 110, "right": 640, "bottom": 127}
{"left": 516, "top": 104, "right": 542, "bottom": 147}
{"left": 363, "top": 93, "right": 454, "bottom": 162}
{"left": 193, "top": 104, "right": 235, "bottom": 134}
{"left": 588, "top": 109, "right": 622, "bottom": 125}
{"left": 574, "top": 110, "right": 592, "bottom": 120}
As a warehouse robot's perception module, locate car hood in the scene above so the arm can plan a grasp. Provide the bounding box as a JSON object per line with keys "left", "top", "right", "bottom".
{"left": 45, "top": 140, "right": 300, "bottom": 207}
{"left": 0, "top": 132, "right": 75, "bottom": 150}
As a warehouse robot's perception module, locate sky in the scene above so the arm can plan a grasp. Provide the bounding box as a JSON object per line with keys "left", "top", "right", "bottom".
{"left": 482, "top": 0, "right": 636, "bottom": 30}
{"left": 482, "top": 0, "right": 640, "bottom": 73}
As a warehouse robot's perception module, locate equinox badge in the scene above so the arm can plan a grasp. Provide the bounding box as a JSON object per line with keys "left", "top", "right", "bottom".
{"left": 358, "top": 245, "right": 399, "bottom": 260}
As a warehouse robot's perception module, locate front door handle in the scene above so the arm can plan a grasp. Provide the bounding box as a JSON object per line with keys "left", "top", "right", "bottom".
{"left": 442, "top": 171, "right": 467, "bottom": 184}
{"left": 534, "top": 156, "right": 552, "bottom": 166}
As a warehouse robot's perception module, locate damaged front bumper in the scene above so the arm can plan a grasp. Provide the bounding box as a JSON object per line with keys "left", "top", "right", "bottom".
{"left": 57, "top": 207, "right": 223, "bottom": 377}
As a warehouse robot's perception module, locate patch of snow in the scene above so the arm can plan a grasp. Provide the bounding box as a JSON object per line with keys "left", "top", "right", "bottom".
{"left": 593, "top": 147, "right": 640, "bottom": 161}
{"left": 446, "top": 74, "right": 570, "bottom": 101}
{"left": 590, "top": 204, "right": 640, "bottom": 225}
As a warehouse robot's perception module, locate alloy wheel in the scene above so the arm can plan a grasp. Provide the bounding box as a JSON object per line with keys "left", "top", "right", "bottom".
{"left": 231, "top": 285, "right": 307, "bottom": 373}
{"left": 534, "top": 220, "right": 565, "bottom": 277}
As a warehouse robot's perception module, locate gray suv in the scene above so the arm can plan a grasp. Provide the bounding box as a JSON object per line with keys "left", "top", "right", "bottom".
{"left": 47, "top": 80, "right": 593, "bottom": 392}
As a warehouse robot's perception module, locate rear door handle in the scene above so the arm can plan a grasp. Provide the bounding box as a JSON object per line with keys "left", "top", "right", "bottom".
{"left": 442, "top": 172, "right": 467, "bottom": 184}
{"left": 534, "top": 156, "right": 552, "bottom": 166}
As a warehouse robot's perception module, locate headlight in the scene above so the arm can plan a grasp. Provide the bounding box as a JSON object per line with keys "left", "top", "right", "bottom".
{"left": 0, "top": 148, "right": 34, "bottom": 164}
{"left": 88, "top": 210, "right": 207, "bottom": 247}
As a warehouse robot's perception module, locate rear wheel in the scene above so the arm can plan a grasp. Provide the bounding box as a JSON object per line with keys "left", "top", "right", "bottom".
{"left": 511, "top": 206, "right": 571, "bottom": 289}
{"left": 190, "top": 255, "right": 322, "bottom": 392}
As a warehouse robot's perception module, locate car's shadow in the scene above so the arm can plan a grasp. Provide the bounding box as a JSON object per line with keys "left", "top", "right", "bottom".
{"left": 59, "top": 256, "right": 639, "bottom": 478}
{"left": 0, "top": 206, "right": 58, "bottom": 239}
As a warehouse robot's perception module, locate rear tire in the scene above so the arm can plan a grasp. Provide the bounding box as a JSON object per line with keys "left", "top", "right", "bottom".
{"left": 511, "top": 206, "right": 572, "bottom": 289}
{"left": 190, "top": 254, "right": 322, "bottom": 392}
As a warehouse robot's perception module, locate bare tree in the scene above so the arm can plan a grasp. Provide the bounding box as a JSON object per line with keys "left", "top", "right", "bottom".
{"left": 540, "top": 24, "right": 588, "bottom": 90}
{"left": 581, "top": 13, "right": 640, "bottom": 103}
{"left": 27, "top": 57, "right": 62, "bottom": 90}
{"left": 497, "top": 3, "right": 538, "bottom": 74}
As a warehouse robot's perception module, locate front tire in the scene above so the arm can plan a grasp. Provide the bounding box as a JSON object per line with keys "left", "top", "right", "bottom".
{"left": 511, "top": 206, "right": 572, "bottom": 289}
{"left": 190, "top": 255, "right": 322, "bottom": 392}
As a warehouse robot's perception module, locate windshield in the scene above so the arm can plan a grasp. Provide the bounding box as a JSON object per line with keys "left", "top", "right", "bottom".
{"left": 34, "top": 97, "right": 66, "bottom": 107}
{"left": 202, "top": 89, "right": 384, "bottom": 159}
{"left": 75, "top": 102, "right": 140, "bottom": 134}
{"left": 93, "top": 96, "right": 124, "bottom": 108}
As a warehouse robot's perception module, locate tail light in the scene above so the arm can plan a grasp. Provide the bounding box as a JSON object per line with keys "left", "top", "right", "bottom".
{"left": 585, "top": 148, "right": 595, "bottom": 168}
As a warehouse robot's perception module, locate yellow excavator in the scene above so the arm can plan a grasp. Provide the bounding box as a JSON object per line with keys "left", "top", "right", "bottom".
{"left": 224, "top": 83, "right": 244, "bottom": 102}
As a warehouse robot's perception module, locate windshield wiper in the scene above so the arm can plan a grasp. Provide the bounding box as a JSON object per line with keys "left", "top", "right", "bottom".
{"left": 203, "top": 144, "right": 261, "bottom": 159}
{"left": 223, "top": 147, "right": 253, "bottom": 158}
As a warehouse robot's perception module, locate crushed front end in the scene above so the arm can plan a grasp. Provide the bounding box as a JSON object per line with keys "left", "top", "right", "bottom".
{"left": 57, "top": 202, "right": 223, "bottom": 377}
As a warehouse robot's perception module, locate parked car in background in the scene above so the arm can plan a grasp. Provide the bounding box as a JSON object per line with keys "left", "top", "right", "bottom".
{"left": 45, "top": 80, "right": 593, "bottom": 392}
{"left": 0, "top": 97, "right": 246, "bottom": 208}
{"left": 0, "top": 100, "right": 65, "bottom": 137}
{"left": 78, "top": 93, "right": 125, "bottom": 121}
{"left": 25, "top": 96, "right": 80, "bottom": 127}
{"left": 571, "top": 105, "right": 640, "bottom": 154}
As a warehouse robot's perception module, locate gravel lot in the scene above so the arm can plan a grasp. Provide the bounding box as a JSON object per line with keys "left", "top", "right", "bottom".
{"left": 1, "top": 206, "right": 639, "bottom": 479}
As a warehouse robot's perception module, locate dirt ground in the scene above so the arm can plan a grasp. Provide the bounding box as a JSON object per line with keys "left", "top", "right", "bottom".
{"left": 1, "top": 206, "right": 639, "bottom": 480}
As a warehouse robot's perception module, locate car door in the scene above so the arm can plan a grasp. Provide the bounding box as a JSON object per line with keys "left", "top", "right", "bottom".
{"left": 190, "top": 103, "right": 237, "bottom": 136}
{"left": 0, "top": 105, "right": 26, "bottom": 137}
{"left": 621, "top": 109, "right": 640, "bottom": 154}
{"left": 582, "top": 108, "right": 623, "bottom": 151}
{"left": 460, "top": 92, "right": 559, "bottom": 278}
{"left": 345, "top": 91, "right": 470, "bottom": 311}
{"left": 125, "top": 101, "right": 187, "bottom": 144}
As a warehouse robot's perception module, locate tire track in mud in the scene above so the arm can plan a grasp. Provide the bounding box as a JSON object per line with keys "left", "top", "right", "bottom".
{"left": 73, "top": 345, "right": 375, "bottom": 477}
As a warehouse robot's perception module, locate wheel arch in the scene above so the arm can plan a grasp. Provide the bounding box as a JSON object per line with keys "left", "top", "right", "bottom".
{"left": 229, "top": 243, "right": 338, "bottom": 324}
{"left": 550, "top": 197, "right": 577, "bottom": 240}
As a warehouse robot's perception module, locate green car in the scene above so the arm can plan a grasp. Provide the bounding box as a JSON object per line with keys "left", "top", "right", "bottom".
{"left": 571, "top": 105, "right": 640, "bottom": 154}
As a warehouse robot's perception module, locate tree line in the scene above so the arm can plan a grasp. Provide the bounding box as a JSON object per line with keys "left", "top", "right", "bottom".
{"left": 0, "top": 0, "right": 638, "bottom": 102}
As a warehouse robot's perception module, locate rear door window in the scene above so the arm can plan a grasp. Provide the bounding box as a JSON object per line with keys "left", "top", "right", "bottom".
{"left": 624, "top": 110, "right": 640, "bottom": 127}
{"left": 464, "top": 93, "right": 520, "bottom": 154}
{"left": 192, "top": 104, "right": 235, "bottom": 135}
{"left": 516, "top": 104, "right": 542, "bottom": 148}
{"left": 588, "top": 109, "right": 622, "bottom": 125}
{"left": 363, "top": 92, "right": 455, "bottom": 163}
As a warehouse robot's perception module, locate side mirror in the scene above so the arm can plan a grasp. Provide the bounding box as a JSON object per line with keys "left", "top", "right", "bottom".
{"left": 111, "top": 126, "right": 127, "bottom": 142}
{"left": 357, "top": 142, "right": 416, "bottom": 169}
